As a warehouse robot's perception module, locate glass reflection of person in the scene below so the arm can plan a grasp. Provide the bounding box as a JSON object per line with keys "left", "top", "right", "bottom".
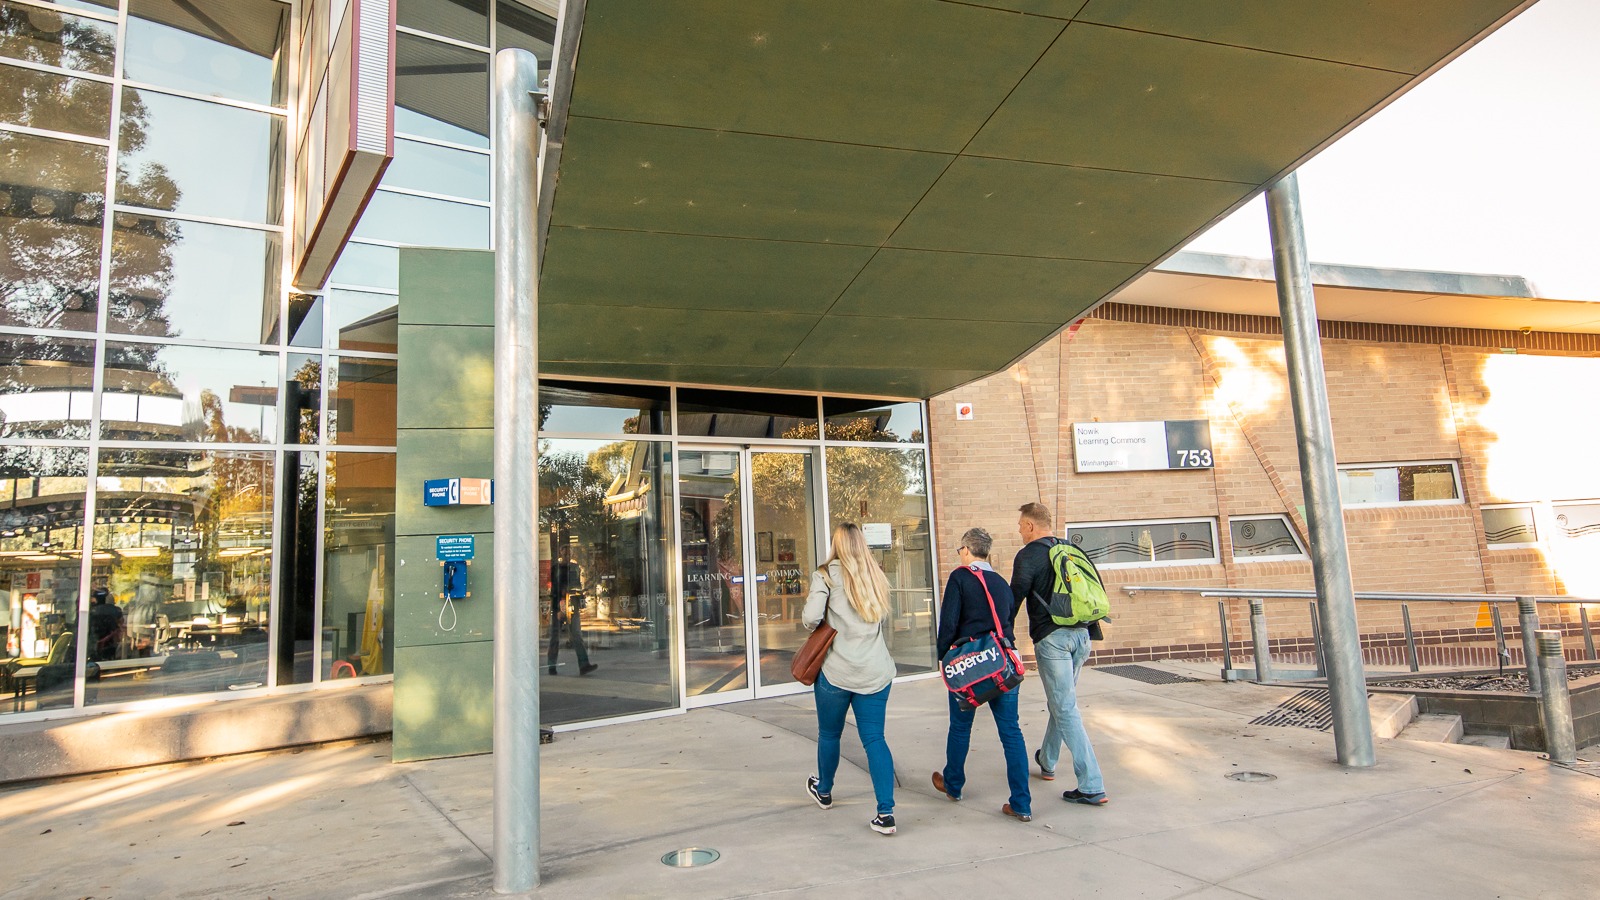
{"left": 88, "top": 587, "right": 124, "bottom": 662}
{"left": 546, "top": 541, "right": 597, "bottom": 676}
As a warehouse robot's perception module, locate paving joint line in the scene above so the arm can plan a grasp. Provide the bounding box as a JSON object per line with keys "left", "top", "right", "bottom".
{"left": 398, "top": 768, "right": 494, "bottom": 862}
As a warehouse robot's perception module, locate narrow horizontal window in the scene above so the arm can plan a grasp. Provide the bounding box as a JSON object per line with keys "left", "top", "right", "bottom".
{"left": 1482, "top": 505, "right": 1538, "bottom": 547}
{"left": 1229, "top": 515, "right": 1305, "bottom": 561}
{"left": 1065, "top": 518, "right": 1218, "bottom": 568}
{"left": 1337, "top": 461, "right": 1461, "bottom": 506}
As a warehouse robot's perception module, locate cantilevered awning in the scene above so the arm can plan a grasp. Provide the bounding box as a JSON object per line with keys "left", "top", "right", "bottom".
{"left": 536, "top": 0, "right": 1533, "bottom": 398}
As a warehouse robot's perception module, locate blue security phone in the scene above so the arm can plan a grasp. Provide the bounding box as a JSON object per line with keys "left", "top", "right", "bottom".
{"left": 442, "top": 560, "right": 469, "bottom": 599}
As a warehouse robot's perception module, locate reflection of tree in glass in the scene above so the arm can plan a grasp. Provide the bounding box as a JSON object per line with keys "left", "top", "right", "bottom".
{"left": 291, "top": 357, "right": 321, "bottom": 443}
{"left": 0, "top": 8, "right": 179, "bottom": 336}
{"left": 538, "top": 448, "right": 613, "bottom": 540}
{"left": 709, "top": 420, "right": 912, "bottom": 562}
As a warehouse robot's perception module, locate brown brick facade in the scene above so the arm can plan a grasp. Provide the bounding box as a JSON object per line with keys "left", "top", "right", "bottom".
{"left": 931, "top": 304, "right": 1600, "bottom": 665}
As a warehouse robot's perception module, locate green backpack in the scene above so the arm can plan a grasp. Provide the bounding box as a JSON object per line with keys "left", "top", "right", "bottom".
{"left": 1046, "top": 539, "right": 1110, "bottom": 627}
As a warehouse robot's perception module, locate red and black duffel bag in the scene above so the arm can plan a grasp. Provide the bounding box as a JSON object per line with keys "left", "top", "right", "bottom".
{"left": 940, "top": 565, "right": 1025, "bottom": 712}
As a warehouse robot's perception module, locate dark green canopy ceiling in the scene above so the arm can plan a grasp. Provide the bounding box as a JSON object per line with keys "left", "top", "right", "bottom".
{"left": 538, "top": 0, "right": 1532, "bottom": 398}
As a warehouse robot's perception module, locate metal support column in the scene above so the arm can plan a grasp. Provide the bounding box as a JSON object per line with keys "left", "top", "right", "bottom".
{"left": 492, "top": 48, "right": 546, "bottom": 895}
{"left": 1265, "top": 173, "right": 1375, "bottom": 767}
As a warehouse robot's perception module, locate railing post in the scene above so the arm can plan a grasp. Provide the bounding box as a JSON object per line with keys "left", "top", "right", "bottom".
{"left": 1491, "top": 604, "right": 1509, "bottom": 672}
{"left": 1308, "top": 602, "right": 1326, "bottom": 677}
{"left": 1218, "top": 600, "right": 1236, "bottom": 681}
{"left": 1536, "top": 630, "right": 1577, "bottom": 764}
{"left": 1582, "top": 606, "right": 1596, "bottom": 661}
{"left": 1518, "top": 597, "right": 1542, "bottom": 695}
{"left": 1402, "top": 603, "right": 1420, "bottom": 673}
{"left": 1249, "top": 598, "right": 1274, "bottom": 683}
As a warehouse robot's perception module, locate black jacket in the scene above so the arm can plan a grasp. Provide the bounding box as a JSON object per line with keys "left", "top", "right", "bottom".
{"left": 1011, "top": 537, "right": 1102, "bottom": 644}
{"left": 936, "top": 565, "right": 1018, "bottom": 659}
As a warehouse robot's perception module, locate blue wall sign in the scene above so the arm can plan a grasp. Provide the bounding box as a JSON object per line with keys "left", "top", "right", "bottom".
{"left": 423, "top": 477, "right": 493, "bottom": 506}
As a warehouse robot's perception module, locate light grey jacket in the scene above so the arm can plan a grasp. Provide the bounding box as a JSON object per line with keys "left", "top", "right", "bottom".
{"left": 801, "top": 560, "right": 896, "bottom": 694}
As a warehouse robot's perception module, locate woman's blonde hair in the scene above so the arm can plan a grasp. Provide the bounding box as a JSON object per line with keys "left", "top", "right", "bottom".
{"left": 821, "top": 523, "right": 891, "bottom": 623}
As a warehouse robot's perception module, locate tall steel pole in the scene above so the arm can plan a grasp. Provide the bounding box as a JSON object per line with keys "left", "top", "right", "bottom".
{"left": 493, "top": 48, "right": 545, "bottom": 893}
{"left": 1265, "top": 172, "right": 1375, "bottom": 767}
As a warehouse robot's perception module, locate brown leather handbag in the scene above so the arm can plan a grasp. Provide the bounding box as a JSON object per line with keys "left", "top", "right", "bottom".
{"left": 790, "top": 572, "right": 837, "bottom": 685}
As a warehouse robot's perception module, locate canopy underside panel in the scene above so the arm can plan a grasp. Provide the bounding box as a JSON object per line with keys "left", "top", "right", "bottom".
{"left": 539, "top": 0, "right": 1531, "bottom": 398}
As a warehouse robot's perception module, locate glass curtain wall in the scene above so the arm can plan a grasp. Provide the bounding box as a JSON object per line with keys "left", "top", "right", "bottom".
{"left": 537, "top": 382, "right": 676, "bottom": 726}
{"left": 0, "top": 0, "right": 409, "bottom": 718}
{"left": 822, "top": 399, "right": 935, "bottom": 676}
{"left": 0, "top": 0, "right": 300, "bottom": 716}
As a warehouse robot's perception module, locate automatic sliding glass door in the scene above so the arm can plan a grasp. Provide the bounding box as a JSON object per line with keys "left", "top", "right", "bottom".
{"left": 678, "top": 446, "right": 818, "bottom": 704}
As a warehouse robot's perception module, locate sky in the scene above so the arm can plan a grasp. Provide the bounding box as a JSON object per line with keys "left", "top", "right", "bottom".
{"left": 1181, "top": 0, "right": 1600, "bottom": 301}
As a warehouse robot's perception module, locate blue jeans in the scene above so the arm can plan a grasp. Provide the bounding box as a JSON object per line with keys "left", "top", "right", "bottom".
{"left": 1034, "top": 626, "right": 1103, "bottom": 794}
{"left": 942, "top": 687, "right": 1030, "bottom": 816}
{"left": 814, "top": 672, "right": 895, "bottom": 815}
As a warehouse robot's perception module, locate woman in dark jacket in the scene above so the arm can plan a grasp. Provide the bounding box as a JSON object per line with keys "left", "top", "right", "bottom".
{"left": 931, "top": 527, "right": 1032, "bottom": 821}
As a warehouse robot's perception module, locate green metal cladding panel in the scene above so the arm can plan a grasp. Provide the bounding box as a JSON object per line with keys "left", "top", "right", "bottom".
{"left": 394, "top": 247, "right": 498, "bottom": 762}
{"left": 393, "top": 640, "right": 494, "bottom": 762}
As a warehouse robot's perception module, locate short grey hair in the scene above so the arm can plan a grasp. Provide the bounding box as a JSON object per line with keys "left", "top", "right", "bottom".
{"left": 959, "top": 527, "right": 993, "bottom": 559}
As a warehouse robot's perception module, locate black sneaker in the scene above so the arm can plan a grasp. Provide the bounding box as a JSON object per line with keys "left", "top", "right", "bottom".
{"left": 807, "top": 775, "right": 832, "bottom": 810}
{"left": 870, "top": 813, "right": 896, "bottom": 835}
{"left": 1062, "top": 788, "right": 1108, "bottom": 806}
{"left": 1034, "top": 748, "right": 1056, "bottom": 781}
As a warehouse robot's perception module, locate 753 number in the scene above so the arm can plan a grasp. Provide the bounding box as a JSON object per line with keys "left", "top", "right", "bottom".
{"left": 1175, "top": 449, "right": 1213, "bottom": 468}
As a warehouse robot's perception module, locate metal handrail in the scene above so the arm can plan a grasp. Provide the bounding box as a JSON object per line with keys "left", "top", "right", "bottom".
{"left": 1122, "top": 586, "right": 1600, "bottom": 605}
{"left": 1119, "top": 585, "right": 1600, "bottom": 679}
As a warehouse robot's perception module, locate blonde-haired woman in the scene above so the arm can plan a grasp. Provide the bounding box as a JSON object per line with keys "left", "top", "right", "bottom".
{"left": 801, "top": 522, "right": 899, "bottom": 835}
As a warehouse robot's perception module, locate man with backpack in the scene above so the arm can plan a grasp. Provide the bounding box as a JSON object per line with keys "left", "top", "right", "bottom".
{"left": 1011, "top": 502, "right": 1108, "bottom": 806}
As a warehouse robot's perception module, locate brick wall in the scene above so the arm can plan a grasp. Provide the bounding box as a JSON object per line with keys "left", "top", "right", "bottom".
{"left": 931, "top": 306, "right": 1600, "bottom": 663}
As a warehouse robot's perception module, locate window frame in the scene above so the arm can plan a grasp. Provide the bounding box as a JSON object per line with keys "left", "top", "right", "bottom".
{"left": 1228, "top": 513, "right": 1308, "bottom": 563}
{"left": 1480, "top": 502, "right": 1541, "bottom": 550}
{"left": 1335, "top": 459, "right": 1464, "bottom": 508}
{"left": 1062, "top": 516, "right": 1220, "bottom": 570}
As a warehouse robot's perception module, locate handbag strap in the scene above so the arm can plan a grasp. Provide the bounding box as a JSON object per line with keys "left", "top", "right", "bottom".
{"left": 963, "top": 564, "right": 1007, "bottom": 638}
{"left": 816, "top": 565, "right": 832, "bottom": 618}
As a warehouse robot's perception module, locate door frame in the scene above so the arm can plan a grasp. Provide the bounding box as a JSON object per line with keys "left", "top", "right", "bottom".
{"left": 679, "top": 443, "right": 823, "bottom": 707}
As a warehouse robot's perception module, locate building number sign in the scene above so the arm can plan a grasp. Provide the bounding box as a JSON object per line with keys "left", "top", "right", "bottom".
{"left": 1073, "top": 420, "right": 1215, "bottom": 473}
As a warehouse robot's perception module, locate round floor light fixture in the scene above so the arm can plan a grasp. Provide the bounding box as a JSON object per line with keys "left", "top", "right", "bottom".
{"left": 1226, "top": 771, "right": 1278, "bottom": 783}
{"left": 661, "top": 848, "right": 720, "bottom": 868}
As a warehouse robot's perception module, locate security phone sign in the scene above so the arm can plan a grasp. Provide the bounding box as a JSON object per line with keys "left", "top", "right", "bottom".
{"left": 437, "top": 535, "right": 475, "bottom": 561}
{"left": 423, "top": 477, "right": 494, "bottom": 506}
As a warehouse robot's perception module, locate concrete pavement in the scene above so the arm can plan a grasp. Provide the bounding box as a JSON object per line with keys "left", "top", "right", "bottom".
{"left": 3, "top": 663, "right": 1597, "bottom": 899}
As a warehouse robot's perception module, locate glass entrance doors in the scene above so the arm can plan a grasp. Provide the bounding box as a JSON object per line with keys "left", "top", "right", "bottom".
{"left": 678, "top": 446, "right": 818, "bottom": 703}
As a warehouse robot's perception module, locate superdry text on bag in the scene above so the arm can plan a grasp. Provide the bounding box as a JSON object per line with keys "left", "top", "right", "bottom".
{"left": 1047, "top": 540, "right": 1110, "bottom": 627}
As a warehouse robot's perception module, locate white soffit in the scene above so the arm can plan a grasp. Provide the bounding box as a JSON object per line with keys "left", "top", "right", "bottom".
{"left": 1119, "top": 252, "right": 1600, "bottom": 334}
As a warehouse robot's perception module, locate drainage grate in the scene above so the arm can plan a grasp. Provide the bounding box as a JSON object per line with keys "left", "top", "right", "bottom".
{"left": 1095, "top": 664, "right": 1203, "bottom": 685}
{"left": 1249, "top": 689, "right": 1335, "bottom": 730}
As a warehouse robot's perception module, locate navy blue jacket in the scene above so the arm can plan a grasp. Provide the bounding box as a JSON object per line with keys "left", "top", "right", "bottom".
{"left": 936, "top": 564, "right": 1019, "bottom": 659}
